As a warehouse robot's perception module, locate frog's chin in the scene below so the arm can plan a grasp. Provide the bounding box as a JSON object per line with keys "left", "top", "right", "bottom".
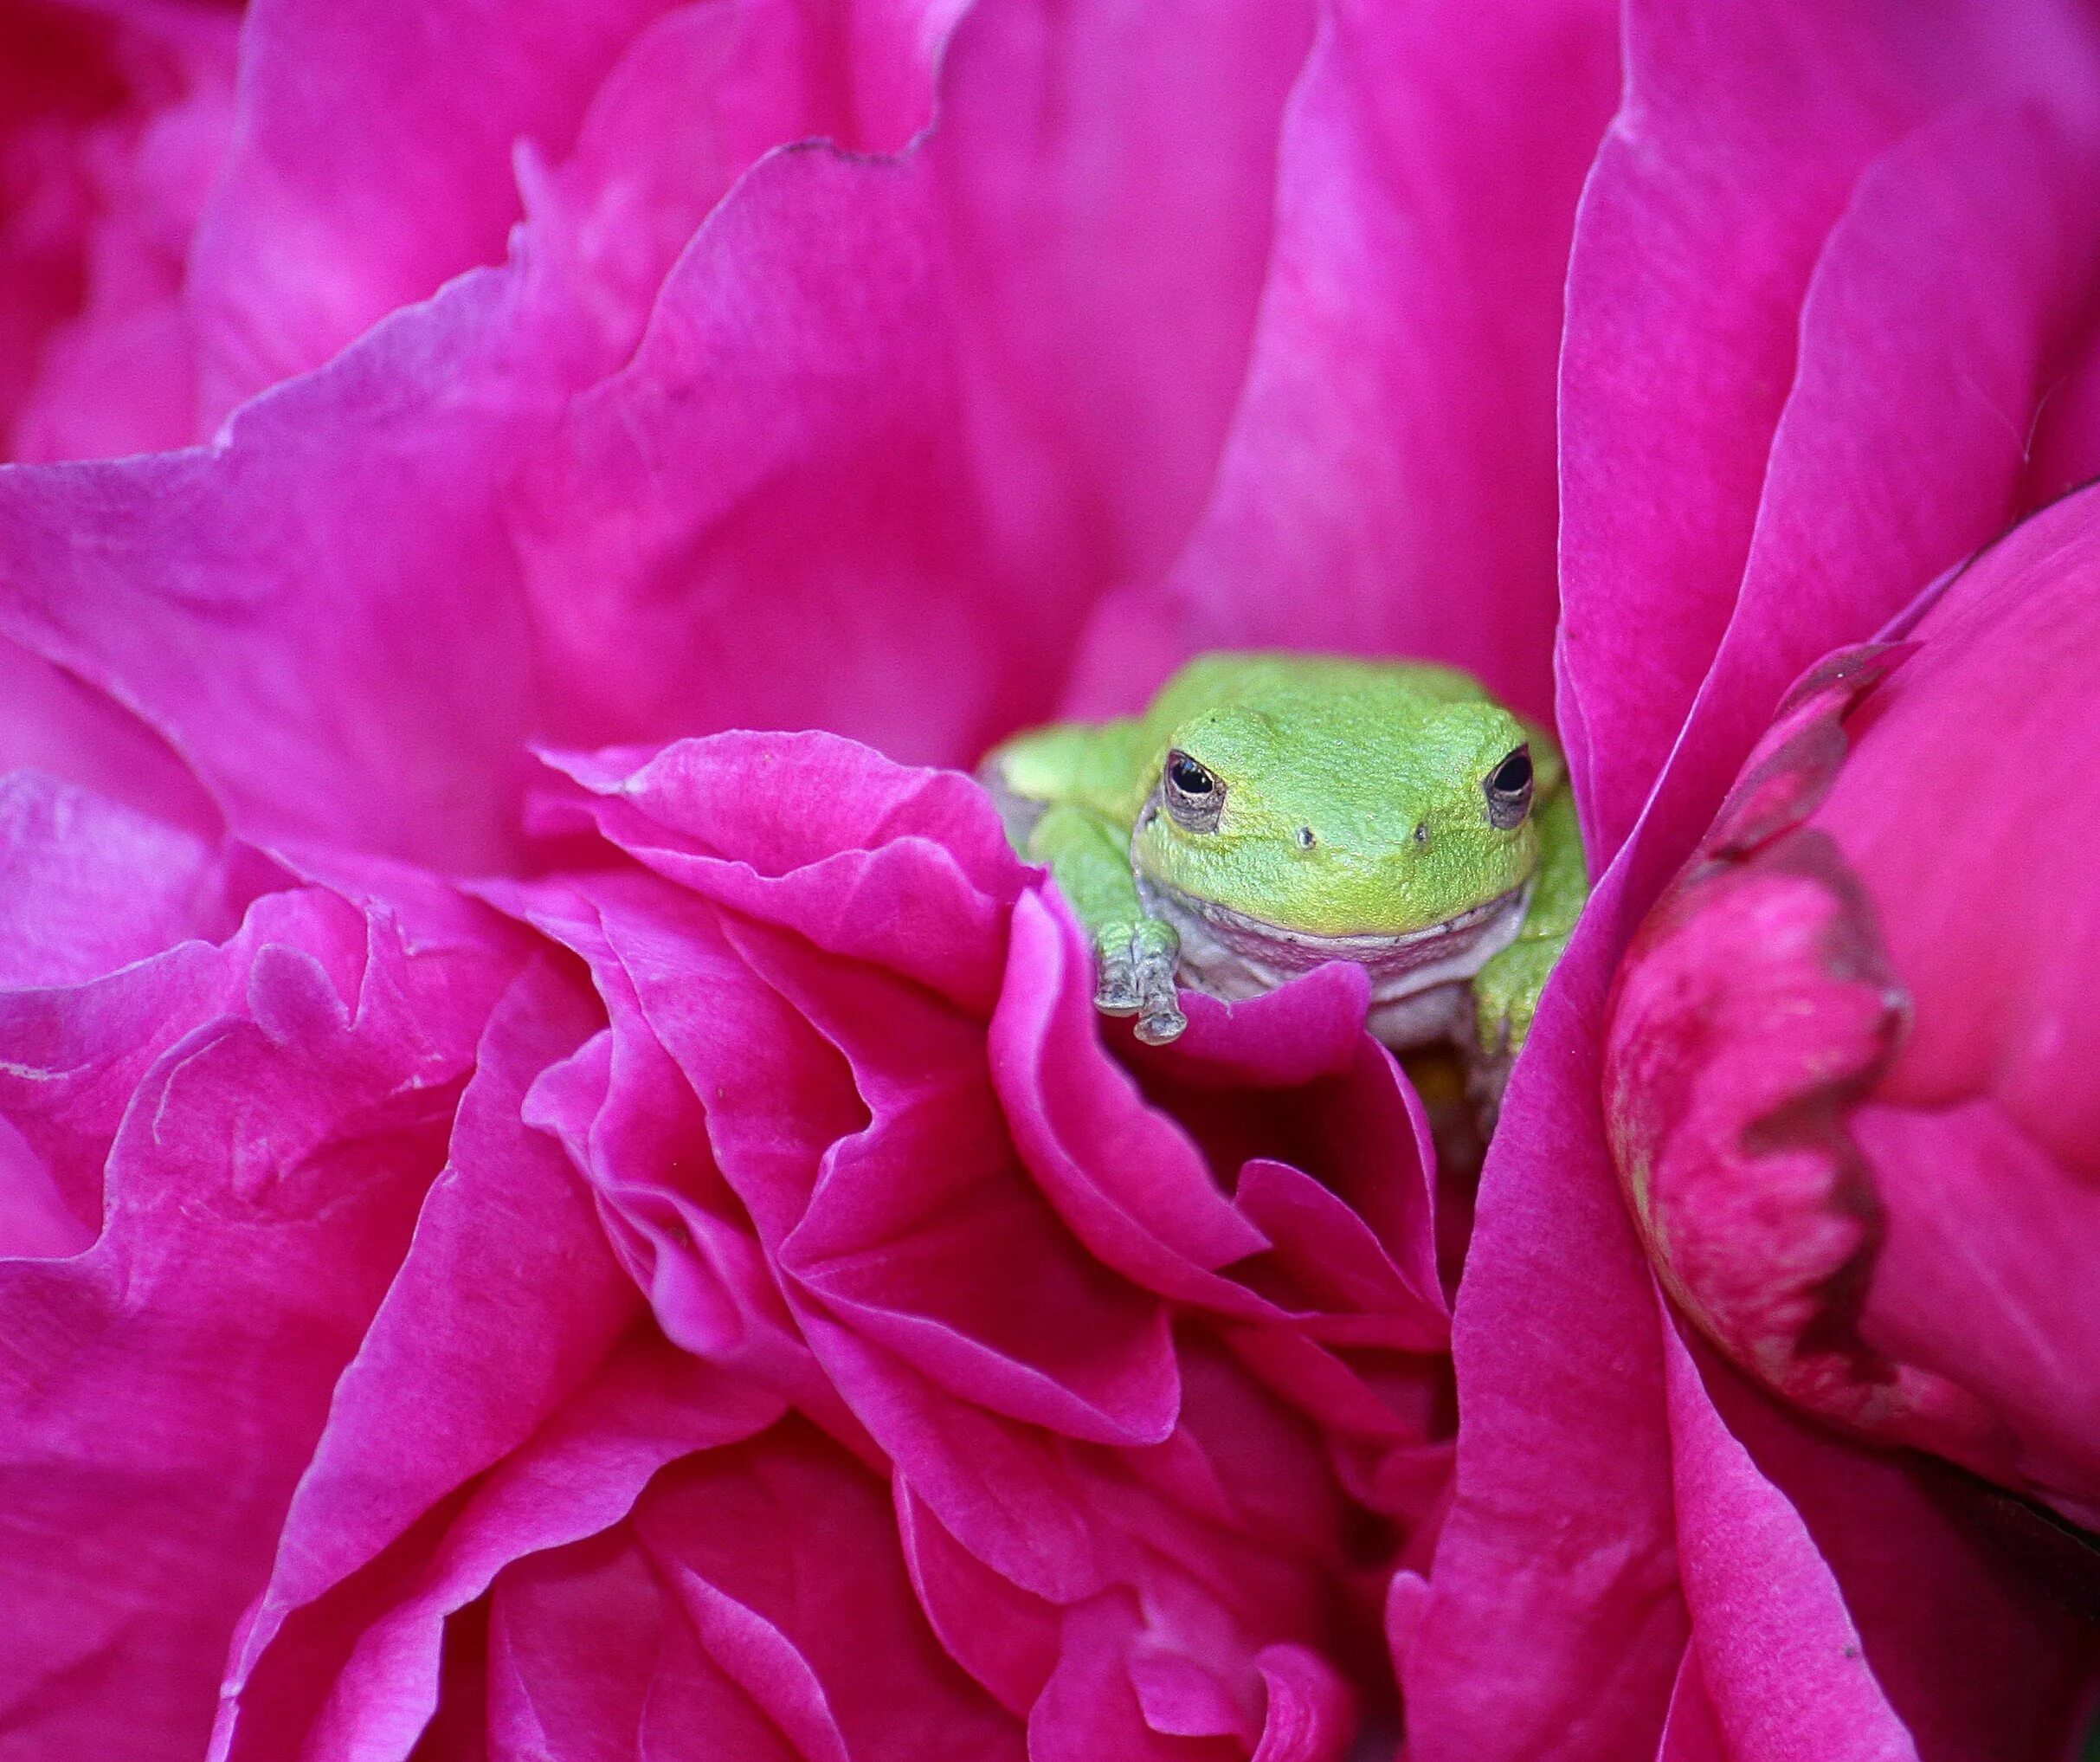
{"left": 1133, "top": 871, "right": 1532, "bottom": 1048}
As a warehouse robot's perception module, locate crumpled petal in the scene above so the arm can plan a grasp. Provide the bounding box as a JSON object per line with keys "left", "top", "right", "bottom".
{"left": 0, "top": 813, "right": 514, "bottom": 1753}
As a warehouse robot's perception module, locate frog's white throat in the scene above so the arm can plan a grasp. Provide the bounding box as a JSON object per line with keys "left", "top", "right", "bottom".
{"left": 1132, "top": 837, "right": 1532, "bottom": 1049}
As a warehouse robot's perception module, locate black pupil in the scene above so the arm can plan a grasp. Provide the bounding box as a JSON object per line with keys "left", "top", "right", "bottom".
{"left": 1491, "top": 751, "right": 1532, "bottom": 796}
{"left": 1169, "top": 754, "right": 1214, "bottom": 795}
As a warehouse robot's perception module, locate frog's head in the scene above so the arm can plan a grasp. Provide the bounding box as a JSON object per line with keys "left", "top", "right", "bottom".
{"left": 1131, "top": 691, "right": 1552, "bottom": 939}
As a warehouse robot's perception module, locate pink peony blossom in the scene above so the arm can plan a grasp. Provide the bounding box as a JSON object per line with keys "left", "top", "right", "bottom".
{"left": 2, "top": 0, "right": 2097, "bottom": 1759}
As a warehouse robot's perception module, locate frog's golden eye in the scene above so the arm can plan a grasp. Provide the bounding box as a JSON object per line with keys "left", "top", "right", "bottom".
{"left": 1484, "top": 745, "right": 1534, "bottom": 830}
{"left": 1163, "top": 749, "right": 1224, "bottom": 832}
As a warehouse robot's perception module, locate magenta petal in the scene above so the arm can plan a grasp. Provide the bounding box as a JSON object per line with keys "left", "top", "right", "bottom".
{"left": 0, "top": 771, "right": 246, "bottom": 987}
{"left": 544, "top": 733, "right": 1029, "bottom": 1013}
{"left": 1066, "top": 0, "right": 1616, "bottom": 719}
{"left": 897, "top": 1480, "right": 1063, "bottom": 1716}
{"left": 1660, "top": 1323, "right": 1914, "bottom": 1761}
{"left": 1853, "top": 1102, "right": 2100, "bottom": 1525}
{"left": 634, "top": 1423, "right": 1024, "bottom": 1762}
{"left": 0, "top": 261, "right": 582, "bottom": 870}
{"left": 0, "top": 637, "right": 221, "bottom": 836}
{"left": 511, "top": 141, "right": 1043, "bottom": 764}
{"left": 1717, "top": 1370, "right": 2100, "bottom": 1762}
{"left": 1405, "top": 897, "right": 1686, "bottom": 1762}
{"left": 519, "top": 0, "right": 962, "bottom": 369}
{"left": 1582, "top": 94, "right": 2100, "bottom": 886}
{"left": 727, "top": 912, "right": 1181, "bottom": 1448}
{"left": 7, "top": 0, "right": 235, "bottom": 461}
{"left": 992, "top": 891, "right": 1274, "bottom": 1302}
{"left": 934, "top": 0, "right": 1316, "bottom": 595}
{"left": 486, "top": 1529, "right": 662, "bottom": 1759}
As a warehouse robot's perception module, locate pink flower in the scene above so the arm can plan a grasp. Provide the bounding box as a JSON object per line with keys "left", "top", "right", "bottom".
{"left": 0, "top": 0, "right": 1615, "bottom": 1755}
{"left": 6, "top": 0, "right": 2096, "bottom": 1757}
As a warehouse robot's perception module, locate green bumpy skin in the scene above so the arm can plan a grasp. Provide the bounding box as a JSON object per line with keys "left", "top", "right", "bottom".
{"left": 980, "top": 651, "right": 1588, "bottom": 1072}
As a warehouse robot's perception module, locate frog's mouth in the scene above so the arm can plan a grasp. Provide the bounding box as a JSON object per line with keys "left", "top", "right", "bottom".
{"left": 1134, "top": 868, "right": 1532, "bottom": 1007}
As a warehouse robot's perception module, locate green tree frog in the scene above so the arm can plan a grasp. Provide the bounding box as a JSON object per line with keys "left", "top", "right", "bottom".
{"left": 981, "top": 651, "right": 1588, "bottom": 1068}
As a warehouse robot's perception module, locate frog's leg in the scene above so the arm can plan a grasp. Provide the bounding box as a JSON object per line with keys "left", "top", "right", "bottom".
{"left": 979, "top": 720, "right": 1186, "bottom": 1044}
{"left": 1472, "top": 783, "right": 1587, "bottom": 1055}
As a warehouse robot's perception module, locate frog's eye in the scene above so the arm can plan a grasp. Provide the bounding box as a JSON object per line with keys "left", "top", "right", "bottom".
{"left": 1163, "top": 749, "right": 1225, "bottom": 832}
{"left": 1484, "top": 745, "right": 1534, "bottom": 830}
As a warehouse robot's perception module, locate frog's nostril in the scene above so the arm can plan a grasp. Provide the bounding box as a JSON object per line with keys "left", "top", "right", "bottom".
{"left": 1414, "top": 822, "right": 1431, "bottom": 848}
{"left": 1298, "top": 825, "right": 1317, "bottom": 849}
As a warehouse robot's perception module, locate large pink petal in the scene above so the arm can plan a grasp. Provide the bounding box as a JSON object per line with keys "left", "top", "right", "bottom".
{"left": 512, "top": 0, "right": 1318, "bottom": 765}
{"left": 1581, "top": 93, "right": 2100, "bottom": 890}
{"left": 1707, "top": 1367, "right": 2100, "bottom": 1762}
{"left": 933, "top": 0, "right": 1315, "bottom": 597}
{"left": 229, "top": 1341, "right": 783, "bottom": 1762}
{"left": 634, "top": 1422, "right": 1025, "bottom": 1762}
{"left": 0, "top": 261, "right": 575, "bottom": 871}
{"left": 1065, "top": 0, "right": 1617, "bottom": 721}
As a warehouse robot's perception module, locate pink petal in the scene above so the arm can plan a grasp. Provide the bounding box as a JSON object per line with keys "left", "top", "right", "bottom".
{"left": 1660, "top": 1322, "right": 1915, "bottom": 1762}
{"left": 1580, "top": 91, "right": 2100, "bottom": 887}
{"left": 485, "top": 1529, "right": 662, "bottom": 1759}
{"left": 251, "top": 1343, "right": 783, "bottom": 1762}
{"left": 0, "top": 770, "right": 247, "bottom": 987}
{"left": 6, "top": 0, "right": 235, "bottom": 461}
{"left": 1066, "top": 0, "right": 1617, "bottom": 720}
{"left": 1404, "top": 898, "right": 1687, "bottom": 1762}
{"left": 0, "top": 637, "right": 220, "bottom": 836}
{"left": 934, "top": 0, "right": 1316, "bottom": 597}
{"left": 1709, "top": 1366, "right": 2100, "bottom": 1762}
{"left": 633, "top": 1422, "right": 1024, "bottom": 1762}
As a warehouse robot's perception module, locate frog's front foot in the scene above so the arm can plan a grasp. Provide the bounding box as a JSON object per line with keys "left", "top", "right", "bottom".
{"left": 1472, "top": 936, "right": 1567, "bottom": 1060}
{"left": 1093, "top": 918, "right": 1185, "bottom": 1045}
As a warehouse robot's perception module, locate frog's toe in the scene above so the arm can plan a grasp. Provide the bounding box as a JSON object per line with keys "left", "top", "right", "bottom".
{"left": 1131, "top": 940, "right": 1186, "bottom": 1045}
{"left": 1094, "top": 930, "right": 1143, "bottom": 1015}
